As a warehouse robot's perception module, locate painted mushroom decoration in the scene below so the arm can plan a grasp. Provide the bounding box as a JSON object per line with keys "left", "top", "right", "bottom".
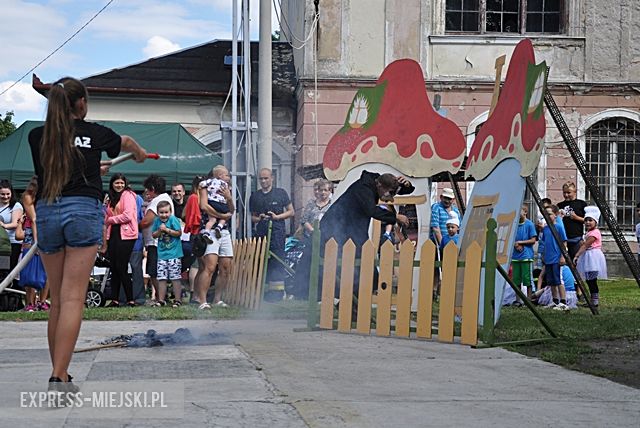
{"left": 323, "top": 59, "right": 467, "bottom": 181}
{"left": 466, "top": 39, "right": 547, "bottom": 181}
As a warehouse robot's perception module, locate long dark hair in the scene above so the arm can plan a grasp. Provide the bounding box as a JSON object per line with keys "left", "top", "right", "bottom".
{"left": 0, "top": 180, "right": 16, "bottom": 209}
{"left": 191, "top": 175, "right": 205, "bottom": 194}
{"left": 108, "top": 173, "right": 131, "bottom": 208}
{"left": 40, "top": 77, "right": 87, "bottom": 202}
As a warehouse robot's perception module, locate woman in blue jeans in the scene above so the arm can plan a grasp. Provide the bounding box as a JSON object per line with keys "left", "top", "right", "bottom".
{"left": 28, "top": 77, "right": 146, "bottom": 399}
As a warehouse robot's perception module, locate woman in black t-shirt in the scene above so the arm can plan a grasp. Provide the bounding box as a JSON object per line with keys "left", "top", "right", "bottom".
{"left": 28, "top": 77, "right": 146, "bottom": 399}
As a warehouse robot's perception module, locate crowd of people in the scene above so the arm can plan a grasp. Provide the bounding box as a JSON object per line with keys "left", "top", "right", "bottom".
{"left": 426, "top": 182, "right": 609, "bottom": 312}
{"left": 3, "top": 161, "right": 617, "bottom": 317}
{"left": 1, "top": 75, "right": 621, "bottom": 400}
{"left": 504, "top": 182, "right": 608, "bottom": 310}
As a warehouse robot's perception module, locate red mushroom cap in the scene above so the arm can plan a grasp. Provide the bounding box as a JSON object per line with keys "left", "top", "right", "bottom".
{"left": 323, "top": 59, "right": 466, "bottom": 181}
{"left": 466, "top": 39, "right": 547, "bottom": 181}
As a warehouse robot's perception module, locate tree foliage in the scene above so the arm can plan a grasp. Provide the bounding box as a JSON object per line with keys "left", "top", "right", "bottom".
{"left": 0, "top": 112, "right": 17, "bottom": 141}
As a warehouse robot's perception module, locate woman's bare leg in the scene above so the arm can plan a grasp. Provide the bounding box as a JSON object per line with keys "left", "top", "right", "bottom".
{"left": 195, "top": 254, "right": 218, "bottom": 304}
{"left": 40, "top": 250, "right": 65, "bottom": 368}
{"left": 214, "top": 257, "right": 232, "bottom": 303}
{"left": 42, "top": 245, "right": 97, "bottom": 380}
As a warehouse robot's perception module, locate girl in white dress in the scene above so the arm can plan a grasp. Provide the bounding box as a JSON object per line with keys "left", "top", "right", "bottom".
{"left": 573, "top": 206, "right": 607, "bottom": 307}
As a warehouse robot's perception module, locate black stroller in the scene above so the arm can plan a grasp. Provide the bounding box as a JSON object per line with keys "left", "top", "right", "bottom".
{"left": 283, "top": 236, "right": 306, "bottom": 296}
{"left": 85, "top": 253, "right": 112, "bottom": 308}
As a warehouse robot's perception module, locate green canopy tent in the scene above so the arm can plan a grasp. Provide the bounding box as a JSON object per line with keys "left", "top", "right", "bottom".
{"left": 0, "top": 121, "right": 223, "bottom": 190}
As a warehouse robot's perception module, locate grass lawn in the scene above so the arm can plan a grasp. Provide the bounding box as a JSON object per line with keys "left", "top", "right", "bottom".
{"left": 494, "top": 278, "right": 640, "bottom": 387}
{"left": 0, "top": 300, "right": 309, "bottom": 322}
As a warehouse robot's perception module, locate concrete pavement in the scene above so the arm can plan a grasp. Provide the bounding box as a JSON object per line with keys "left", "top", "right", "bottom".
{"left": 0, "top": 318, "right": 638, "bottom": 427}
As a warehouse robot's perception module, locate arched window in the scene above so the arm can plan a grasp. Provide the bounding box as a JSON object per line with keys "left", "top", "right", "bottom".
{"left": 585, "top": 117, "right": 640, "bottom": 230}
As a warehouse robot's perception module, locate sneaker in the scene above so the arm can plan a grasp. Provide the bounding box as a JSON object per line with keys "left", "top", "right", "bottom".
{"left": 553, "top": 302, "right": 570, "bottom": 311}
{"left": 48, "top": 376, "right": 80, "bottom": 407}
{"left": 381, "top": 231, "right": 395, "bottom": 244}
{"left": 172, "top": 300, "right": 182, "bottom": 308}
{"left": 37, "top": 301, "right": 50, "bottom": 311}
{"left": 201, "top": 232, "right": 213, "bottom": 244}
{"left": 23, "top": 304, "right": 36, "bottom": 312}
{"left": 214, "top": 227, "right": 222, "bottom": 239}
{"left": 543, "top": 302, "right": 557, "bottom": 309}
{"left": 215, "top": 300, "right": 229, "bottom": 308}
{"left": 198, "top": 302, "right": 212, "bottom": 310}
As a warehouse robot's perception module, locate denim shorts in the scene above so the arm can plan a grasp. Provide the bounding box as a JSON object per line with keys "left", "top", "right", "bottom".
{"left": 36, "top": 196, "right": 103, "bottom": 254}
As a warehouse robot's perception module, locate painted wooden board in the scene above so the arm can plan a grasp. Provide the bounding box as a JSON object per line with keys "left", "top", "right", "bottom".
{"left": 461, "top": 242, "right": 482, "bottom": 346}
{"left": 320, "top": 239, "right": 338, "bottom": 329}
{"left": 459, "top": 158, "right": 525, "bottom": 325}
{"left": 323, "top": 59, "right": 466, "bottom": 181}
{"left": 376, "top": 241, "right": 394, "bottom": 336}
{"left": 466, "top": 39, "right": 547, "bottom": 181}
{"left": 416, "top": 240, "right": 436, "bottom": 339}
{"left": 395, "top": 240, "right": 415, "bottom": 337}
{"left": 356, "top": 241, "right": 375, "bottom": 334}
{"left": 338, "top": 240, "right": 356, "bottom": 332}
{"left": 438, "top": 242, "right": 458, "bottom": 343}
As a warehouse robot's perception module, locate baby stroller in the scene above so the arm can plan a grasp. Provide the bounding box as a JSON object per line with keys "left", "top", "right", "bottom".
{"left": 283, "top": 236, "right": 306, "bottom": 295}
{"left": 85, "top": 253, "right": 112, "bottom": 308}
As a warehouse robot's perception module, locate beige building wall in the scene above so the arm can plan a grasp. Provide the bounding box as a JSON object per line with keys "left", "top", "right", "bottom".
{"left": 284, "top": 0, "right": 640, "bottom": 236}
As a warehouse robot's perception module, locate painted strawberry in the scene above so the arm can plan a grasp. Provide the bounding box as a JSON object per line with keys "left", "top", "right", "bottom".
{"left": 323, "top": 59, "right": 466, "bottom": 181}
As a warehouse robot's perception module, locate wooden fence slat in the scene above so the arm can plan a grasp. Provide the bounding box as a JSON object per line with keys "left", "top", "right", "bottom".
{"left": 438, "top": 241, "right": 458, "bottom": 343}
{"left": 395, "top": 240, "right": 414, "bottom": 337}
{"left": 234, "top": 239, "right": 248, "bottom": 305}
{"left": 416, "top": 240, "right": 436, "bottom": 339}
{"left": 253, "top": 237, "right": 268, "bottom": 309}
{"left": 248, "top": 238, "right": 262, "bottom": 308}
{"left": 356, "top": 241, "right": 375, "bottom": 334}
{"left": 371, "top": 219, "right": 382, "bottom": 251}
{"left": 241, "top": 239, "right": 256, "bottom": 307}
{"left": 376, "top": 241, "right": 394, "bottom": 337}
{"left": 461, "top": 242, "right": 482, "bottom": 346}
{"left": 319, "top": 239, "right": 338, "bottom": 329}
{"left": 240, "top": 238, "right": 251, "bottom": 305}
{"left": 337, "top": 240, "right": 356, "bottom": 332}
{"left": 228, "top": 240, "right": 240, "bottom": 305}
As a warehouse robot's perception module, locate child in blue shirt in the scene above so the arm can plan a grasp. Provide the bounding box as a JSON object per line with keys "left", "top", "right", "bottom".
{"left": 440, "top": 213, "right": 460, "bottom": 250}
{"left": 512, "top": 205, "right": 537, "bottom": 302}
{"left": 541, "top": 204, "right": 569, "bottom": 310}
{"left": 151, "top": 200, "right": 184, "bottom": 307}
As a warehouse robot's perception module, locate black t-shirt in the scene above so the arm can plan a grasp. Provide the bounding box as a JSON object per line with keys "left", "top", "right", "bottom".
{"left": 28, "top": 120, "right": 121, "bottom": 201}
{"left": 557, "top": 198, "right": 588, "bottom": 239}
{"left": 249, "top": 187, "right": 291, "bottom": 236}
{"left": 173, "top": 200, "right": 186, "bottom": 220}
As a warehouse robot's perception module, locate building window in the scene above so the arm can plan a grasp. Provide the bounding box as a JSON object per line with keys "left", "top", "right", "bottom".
{"left": 445, "top": 0, "right": 562, "bottom": 34}
{"left": 585, "top": 117, "right": 640, "bottom": 231}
